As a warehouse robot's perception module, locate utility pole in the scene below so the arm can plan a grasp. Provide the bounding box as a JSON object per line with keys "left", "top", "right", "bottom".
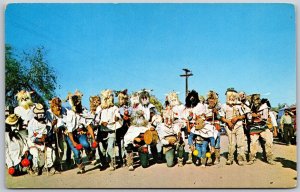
{"left": 180, "top": 68, "right": 193, "bottom": 97}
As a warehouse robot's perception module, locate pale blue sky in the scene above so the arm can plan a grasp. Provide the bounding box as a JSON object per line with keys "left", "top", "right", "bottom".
{"left": 5, "top": 3, "right": 296, "bottom": 108}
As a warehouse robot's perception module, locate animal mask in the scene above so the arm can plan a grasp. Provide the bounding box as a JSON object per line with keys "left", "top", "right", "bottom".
{"left": 239, "top": 91, "right": 247, "bottom": 103}
{"left": 16, "top": 90, "right": 34, "bottom": 110}
{"left": 226, "top": 89, "right": 238, "bottom": 105}
{"left": 167, "top": 92, "right": 180, "bottom": 107}
{"left": 66, "top": 90, "right": 83, "bottom": 113}
{"left": 50, "top": 97, "right": 62, "bottom": 117}
{"left": 195, "top": 116, "right": 205, "bottom": 130}
{"left": 185, "top": 90, "right": 200, "bottom": 108}
{"left": 139, "top": 90, "right": 150, "bottom": 106}
{"left": 207, "top": 91, "right": 218, "bottom": 109}
{"left": 130, "top": 92, "right": 140, "bottom": 108}
{"left": 162, "top": 109, "right": 174, "bottom": 128}
{"left": 116, "top": 89, "right": 129, "bottom": 106}
{"left": 251, "top": 94, "right": 261, "bottom": 111}
{"left": 100, "top": 89, "right": 114, "bottom": 109}
{"left": 89, "top": 96, "right": 101, "bottom": 114}
{"left": 199, "top": 95, "right": 205, "bottom": 104}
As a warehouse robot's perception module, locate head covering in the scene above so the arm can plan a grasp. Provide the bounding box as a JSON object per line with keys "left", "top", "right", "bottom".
{"left": 33, "top": 103, "right": 45, "bottom": 114}
{"left": 5, "top": 114, "right": 20, "bottom": 125}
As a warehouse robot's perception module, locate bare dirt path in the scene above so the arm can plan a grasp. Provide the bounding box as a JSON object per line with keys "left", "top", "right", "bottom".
{"left": 5, "top": 135, "right": 297, "bottom": 188}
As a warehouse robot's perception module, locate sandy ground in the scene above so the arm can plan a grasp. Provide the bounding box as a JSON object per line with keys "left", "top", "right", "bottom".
{"left": 5, "top": 135, "right": 297, "bottom": 189}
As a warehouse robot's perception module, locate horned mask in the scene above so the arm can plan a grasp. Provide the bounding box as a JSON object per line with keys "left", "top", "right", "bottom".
{"left": 116, "top": 89, "right": 129, "bottom": 106}
{"left": 167, "top": 92, "right": 180, "bottom": 107}
{"left": 225, "top": 88, "right": 238, "bottom": 105}
{"left": 100, "top": 89, "right": 114, "bottom": 109}
{"left": 66, "top": 90, "right": 83, "bottom": 113}
{"left": 16, "top": 90, "right": 34, "bottom": 110}
{"left": 89, "top": 96, "right": 101, "bottom": 114}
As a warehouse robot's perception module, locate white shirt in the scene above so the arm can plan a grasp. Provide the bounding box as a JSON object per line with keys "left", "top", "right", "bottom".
{"left": 192, "top": 103, "right": 206, "bottom": 117}
{"left": 220, "top": 103, "right": 245, "bottom": 127}
{"left": 66, "top": 110, "right": 90, "bottom": 133}
{"left": 45, "top": 107, "right": 68, "bottom": 129}
{"left": 28, "top": 118, "right": 48, "bottom": 143}
{"left": 99, "top": 106, "right": 122, "bottom": 130}
{"left": 137, "top": 103, "right": 155, "bottom": 122}
{"left": 156, "top": 123, "right": 177, "bottom": 145}
{"left": 5, "top": 132, "right": 28, "bottom": 167}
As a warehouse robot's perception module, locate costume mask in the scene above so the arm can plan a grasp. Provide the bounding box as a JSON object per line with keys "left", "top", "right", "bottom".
{"left": 100, "top": 89, "right": 114, "bottom": 109}
{"left": 167, "top": 92, "right": 180, "bottom": 107}
{"left": 162, "top": 109, "right": 173, "bottom": 128}
{"left": 67, "top": 90, "right": 83, "bottom": 113}
{"left": 251, "top": 94, "right": 261, "bottom": 110}
{"left": 207, "top": 91, "right": 218, "bottom": 109}
{"left": 117, "top": 89, "right": 129, "bottom": 106}
{"left": 139, "top": 90, "right": 150, "bottom": 106}
{"left": 130, "top": 92, "right": 139, "bottom": 108}
{"left": 89, "top": 96, "right": 101, "bottom": 114}
{"left": 226, "top": 90, "right": 238, "bottom": 105}
{"left": 185, "top": 90, "right": 200, "bottom": 108}
{"left": 50, "top": 97, "right": 62, "bottom": 117}
{"left": 16, "top": 90, "right": 34, "bottom": 110}
{"left": 239, "top": 92, "right": 247, "bottom": 103}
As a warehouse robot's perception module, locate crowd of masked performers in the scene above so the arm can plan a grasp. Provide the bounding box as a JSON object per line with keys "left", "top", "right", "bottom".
{"left": 6, "top": 87, "right": 283, "bottom": 176}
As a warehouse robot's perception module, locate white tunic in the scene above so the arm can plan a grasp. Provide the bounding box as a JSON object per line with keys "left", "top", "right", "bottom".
{"left": 99, "top": 106, "right": 122, "bottom": 130}
{"left": 5, "top": 133, "right": 29, "bottom": 167}
{"left": 27, "top": 119, "right": 48, "bottom": 143}
{"left": 66, "top": 110, "right": 91, "bottom": 133}
{"left": 156, "top": 123, "right": 177, "bottom": 145}
{"left": 137, "top": 103, "right": 155, "bottom": 122}
{"left": 220, "top": 103, "right": 245, "bottom": 128}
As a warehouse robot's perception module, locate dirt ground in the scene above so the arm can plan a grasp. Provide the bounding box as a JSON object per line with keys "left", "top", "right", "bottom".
{"left": 5, "top": 135, "right": 297, "bottom": 189}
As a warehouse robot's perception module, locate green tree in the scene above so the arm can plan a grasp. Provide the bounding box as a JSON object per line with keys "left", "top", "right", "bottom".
{"left": 150, "top": 95, "right": 163, "bottom": 113}
{"left": 5, "top": 45, "right": 58, "bottom": 107}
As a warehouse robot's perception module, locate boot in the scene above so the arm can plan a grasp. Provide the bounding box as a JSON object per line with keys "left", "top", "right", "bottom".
{"left": 226, "top": 153, "right": 233, "bottom": 165}
{"left": 126, "top": 153, "right": 134, "bottom": 171}
{"left": 237, "top": 155, "right": 245, "bottom": 166}
{"left": 108, "top": 160, "right": 116, "bottom": 171}
{"left": 186, "top": 153, "right": 193, "bottom": 164}
{"left": 200, "top": 158, "right": 206, "bottom": 167}
{"left": 226, "top": 159, "right": 233, "bottom": 165}
{"left": 77, "top": 163, "right": 85, "bottom": 174}
{"left": 267, "top": 155, "right": 276, "bottom": 165}
{"left": 247, "top": 154, "right": 256, "bottom": 165}
{"left": 177, "top": 157, "right": 183, "bottom": 167}
{"left": 214, "top": 149, "right": 221, "bottom": 165}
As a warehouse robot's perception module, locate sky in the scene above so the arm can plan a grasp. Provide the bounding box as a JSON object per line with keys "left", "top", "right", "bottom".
{"left": 5, "top": 3, "right": 296, "bottom": 109}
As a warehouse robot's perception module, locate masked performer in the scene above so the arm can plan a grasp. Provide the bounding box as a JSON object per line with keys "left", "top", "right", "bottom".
{"left": 220, "top": 88, "right": 247, "bottom": 166}
{"left": 46, "top": 97, "right": 71, "bottom": 170}
{"left": 184, "top": 90, "right": 203, "bottom": 164}
{"left": 27, "top": 104, "right": 56, "bottom": 175}
{"left": 65, "top": 90, "right": 97, "bottom": 174}
{"left": 5, "top": 114, "right": 33, "bottom": 176}
{"left": 247, "top": 94, "right": 276, "bottom": 165}
{"left": 96, "top": 89, "right": 123, "bottom": 171}
{"left": 14, "top": 90, "right": 35, "bottom": 136}
{"left": 166, "top": 91, "right": 186, "bottom": 166}
{"left": 115, "top": 89, "right": 133, "bottom": 166}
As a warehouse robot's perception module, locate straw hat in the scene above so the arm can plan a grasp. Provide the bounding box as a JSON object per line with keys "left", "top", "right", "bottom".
{"left": 5, "top": 114, "right": 20, "bottom": 125}
{"left": 33, "top": 103, "right": 45, "bottom": 114}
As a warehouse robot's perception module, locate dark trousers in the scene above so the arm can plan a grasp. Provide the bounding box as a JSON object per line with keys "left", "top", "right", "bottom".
{"left": 283, "top": 124, "right": 294, "bottom": 144}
